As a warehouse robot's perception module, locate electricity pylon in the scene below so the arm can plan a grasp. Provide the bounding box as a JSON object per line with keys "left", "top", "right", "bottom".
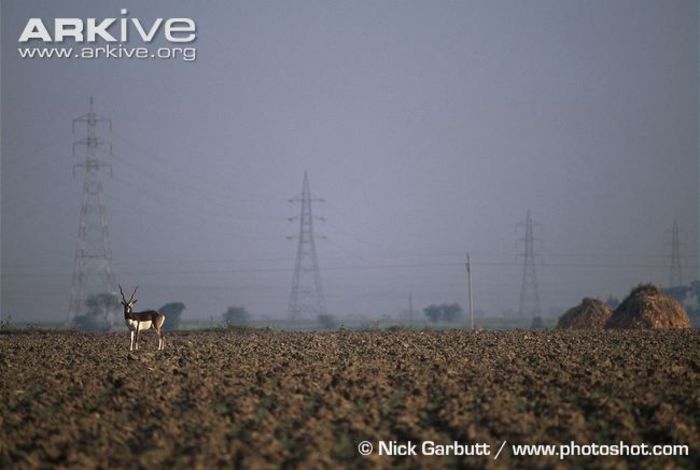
{"left": 287, "top": 172, "right": 327, "bottom": 322}
{"left": 517, "top": 209, "right": 541, "bottom": 323}
{"left": 67, "top": 97, "right": 118, "bottom": 326}
{"left": 668, "top": 219, "right": 683, "bottom": 287}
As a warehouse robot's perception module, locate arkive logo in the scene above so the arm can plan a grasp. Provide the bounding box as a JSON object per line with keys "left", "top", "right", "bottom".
{"left": 16, "top": 9, "right": 197, "bottom": 62}
{"left": 18, "top": 9, "right": 196, "bottom": 43}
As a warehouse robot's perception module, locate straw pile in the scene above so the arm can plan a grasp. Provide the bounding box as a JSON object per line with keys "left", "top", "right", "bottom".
{"left": 557, "top": 298, "right": 612, "bottom": 330}
{"left": 606, "top": 284, "right": 690, "bottom": 329}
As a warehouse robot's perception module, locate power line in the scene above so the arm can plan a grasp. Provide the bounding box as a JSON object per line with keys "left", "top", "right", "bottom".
{"left": 110, "top": 131, "right": 280, "bottom": 206}
{"left": 5, "top": 259, "right": 691, "bottom": 279}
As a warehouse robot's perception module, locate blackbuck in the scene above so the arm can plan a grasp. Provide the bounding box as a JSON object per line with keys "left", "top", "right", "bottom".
{"left": 119, "top": 285, "right": 166, "bottom": 351}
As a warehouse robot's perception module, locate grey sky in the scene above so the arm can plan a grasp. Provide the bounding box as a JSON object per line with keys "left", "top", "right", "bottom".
{"left": 2, "top": 0, "right": 697, "bottom": 323}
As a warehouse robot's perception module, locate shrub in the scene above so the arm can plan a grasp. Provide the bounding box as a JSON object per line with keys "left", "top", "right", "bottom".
{"left": 222, "top": 306, "right": 250, "bottom": 326}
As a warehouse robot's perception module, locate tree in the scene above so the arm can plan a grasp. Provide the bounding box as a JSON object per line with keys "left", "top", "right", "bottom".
{"left": 74, "top": 292, "right": 119, "bottom": 331}
{"left": 442, "top": 303, "right": 463, "bottom": 322}
{"left": 423, "top": 303, "right": 463, "bottom": 323}
{"left": 87, "top": 292, "right": 120, "bottom": 323}
{"left": 665, "top": 282, "right": 699, "bottom": 327}
{"left": 690, "top": 281, "right": 700, "bottom": 305}
{"left": 317, "top": 314, "right": 337, "bottom": 330}
{"left": 159, "top": 302, "right": 186, "bottom": 331}
{"left": 531, "top": 316, "right": 545, "bottom": 330}
{"left": 222, "top": 306, "right": 250, "bottom": 326}
{"left": 664, "top": 286, "right": 690, "bottom": 305}
{"left": 72, "top": 313, "right": 103, "bottom": 332}
{"left": 424, "top": 305, "right": 441, "bottom": 323}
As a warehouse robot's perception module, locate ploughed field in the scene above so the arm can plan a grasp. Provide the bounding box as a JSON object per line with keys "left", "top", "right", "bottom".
{"left": 0, "top": 329, "right": 698, "bottom": 468}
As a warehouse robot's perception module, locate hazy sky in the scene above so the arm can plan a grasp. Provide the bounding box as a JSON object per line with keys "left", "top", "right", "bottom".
{"left": 2, "top": 0, "right": 698, "bottom": 323}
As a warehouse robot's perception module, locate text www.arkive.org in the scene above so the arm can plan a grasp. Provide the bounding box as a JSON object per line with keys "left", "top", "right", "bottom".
{"left": 17, "top": 45, "right": 196, "bottom": 61}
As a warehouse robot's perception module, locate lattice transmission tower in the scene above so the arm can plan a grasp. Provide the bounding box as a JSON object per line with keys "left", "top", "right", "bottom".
{"left": 668, "top": 219, "right": 683, "bottom": 287}
{"left": 67, "top": 97, "right": 118, "bottom": 326}
{"left": 287, "top": 172, "right": 327, "bottom": 323}
{"left": 517, "top": 209, "right": 542, "bottom": 323}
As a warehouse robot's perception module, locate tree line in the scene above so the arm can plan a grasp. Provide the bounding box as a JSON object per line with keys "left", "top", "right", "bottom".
{"left": 71, "top": 293, "right": 471, "bottom": 332}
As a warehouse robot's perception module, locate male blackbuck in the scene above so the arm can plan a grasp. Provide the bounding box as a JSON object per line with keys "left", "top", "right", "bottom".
{"left": 119, "top": 285, "right": 166, "bottom": 351}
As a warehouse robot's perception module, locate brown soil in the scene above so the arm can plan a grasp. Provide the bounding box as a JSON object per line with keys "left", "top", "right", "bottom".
{"left": 557, "top": 298, "right": 612, "bottom": 330}
{"left": 0, "top": 329, "right": 697, "bottom": 468}
{"left": 607, "top": 284, "right": 690, "bottom": 329}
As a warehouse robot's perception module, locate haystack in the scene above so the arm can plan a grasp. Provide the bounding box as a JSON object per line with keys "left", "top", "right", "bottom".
{"left": 606, "top": 284, "right": 690, "bottom": 329}
{"left": 557, "top": 298, "right": 612, "bottom": 330}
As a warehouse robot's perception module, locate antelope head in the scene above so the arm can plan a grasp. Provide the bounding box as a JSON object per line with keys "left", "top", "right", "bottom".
{"left": 118, "top": 284, "right": 139, "bottom": 314}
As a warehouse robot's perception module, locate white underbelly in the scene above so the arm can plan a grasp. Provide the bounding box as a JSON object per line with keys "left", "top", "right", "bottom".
{"left": 126, "top": 319, "right": 153, "bottom": 330}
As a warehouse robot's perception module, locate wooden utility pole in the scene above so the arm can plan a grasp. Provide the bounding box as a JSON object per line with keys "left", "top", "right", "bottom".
{"left": 466, "top": 253, "right": 474, "bottom": 331}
